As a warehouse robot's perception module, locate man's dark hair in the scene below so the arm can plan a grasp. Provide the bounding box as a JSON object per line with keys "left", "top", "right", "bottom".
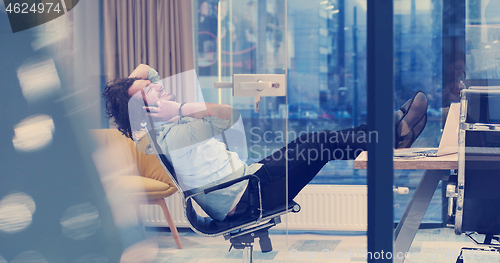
{"left": 102, "top": 77, "right": 140, "bottom": 139}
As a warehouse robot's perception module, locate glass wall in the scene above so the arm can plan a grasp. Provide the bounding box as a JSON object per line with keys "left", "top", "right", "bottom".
{"left": 287, "top": 0, "right": 368, "bottom": 185}
{"left": 194, "top": 0, "right": 290, "bottom": 254}
{"left": 193, "top": 0, "right": 446, "bottom": 226}
{"left": 195, "top": 0, "right": 287, "bottom": 164}
{"left": 195, "top": 0, "right": 370, "bottom": 183}
{"left": 190, "top": 0, "right": 491, "bottom": 260}
{"left": 394, "top": 0, "right": 444, "bottom": 225}
{"left": 286, "top": 0, "right": 444, "bottom": 225}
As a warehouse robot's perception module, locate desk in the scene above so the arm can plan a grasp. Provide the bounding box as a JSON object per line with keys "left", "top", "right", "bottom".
{"left": 355, "top": 149, "right": 458, "bottom": 263}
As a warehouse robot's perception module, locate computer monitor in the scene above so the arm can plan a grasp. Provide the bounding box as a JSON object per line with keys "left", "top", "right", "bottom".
{"left": 463, "top": 88, "right": 500, "bottom": 124}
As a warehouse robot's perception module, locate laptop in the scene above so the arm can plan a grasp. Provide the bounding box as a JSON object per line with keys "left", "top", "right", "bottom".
{"left": 394, "top": 103, "right": 460, "bottom": 157}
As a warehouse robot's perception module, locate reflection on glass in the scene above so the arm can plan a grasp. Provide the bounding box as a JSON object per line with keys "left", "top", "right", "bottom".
{"left": 197, "top": 0, "right": 260, "bottom": 77}
{"left": 197, "top": 0, "right": 221, "bottom": 76}
{"left": 12, "top": 115, "right": 55, "bottom": 152}
{"left": 60, "top": 202, "right": 101, "bottom": 240}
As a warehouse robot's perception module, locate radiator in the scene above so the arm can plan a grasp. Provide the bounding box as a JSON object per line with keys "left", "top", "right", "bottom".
{"left": 140, "top": 185, "right": 368, "bottom": 231}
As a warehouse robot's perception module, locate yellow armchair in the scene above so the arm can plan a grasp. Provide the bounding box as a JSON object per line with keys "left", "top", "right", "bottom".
{"left": 91, "top": 129, "right": 182, "bottom": 249}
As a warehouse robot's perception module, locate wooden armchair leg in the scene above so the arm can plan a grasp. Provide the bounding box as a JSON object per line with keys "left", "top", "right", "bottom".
{"left": 152, "top": 199, "right": 183, "bottom": 249}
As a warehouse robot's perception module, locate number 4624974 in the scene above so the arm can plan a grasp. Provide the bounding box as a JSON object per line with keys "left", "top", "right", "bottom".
{"left": 6, "top": 2, "right": 62, "bottom": 14}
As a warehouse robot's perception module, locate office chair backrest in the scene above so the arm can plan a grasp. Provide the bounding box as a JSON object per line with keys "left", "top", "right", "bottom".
{"left": 142, "top": 128, "right": 185, "bottom": 197}
{"left": 143, "top": 129, "right": 257, "bottom": 235}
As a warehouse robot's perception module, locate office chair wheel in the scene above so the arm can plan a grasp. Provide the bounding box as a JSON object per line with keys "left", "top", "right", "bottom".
{"left": 455, "top": 248, "right": 465, "bottom": 263}
{"left": 259, "top": 235, "right": 272, "bottom": 253}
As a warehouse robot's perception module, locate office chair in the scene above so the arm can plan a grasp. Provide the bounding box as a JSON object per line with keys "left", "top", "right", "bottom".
{"left": 450, "top": 89, "right": 500, "bottom": 262}
{"left": 143, "top": 128, "right": 301, "bottom": 263}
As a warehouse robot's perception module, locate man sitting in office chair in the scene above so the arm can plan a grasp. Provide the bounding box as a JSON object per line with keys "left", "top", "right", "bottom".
{"left": 102, "top": 64, "right": 429, "bottom": 222}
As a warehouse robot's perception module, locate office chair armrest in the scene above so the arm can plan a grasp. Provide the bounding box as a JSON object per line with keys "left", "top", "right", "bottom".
{"left": 185, "top": 174, "right": 263, "bottom": 222}
{"left": 203, "top": 175, "right": 260, "bottom": 195}
{"left": 182, "top": 175, "right": 260, "bottom": 198}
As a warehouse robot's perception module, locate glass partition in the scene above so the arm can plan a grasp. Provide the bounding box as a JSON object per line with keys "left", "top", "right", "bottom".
{"left": 284, "top": 1, "right": 371, "bottom": 260}
{"left": 288, "top": 0, "right": 368, "bottom": 186}
{"left": 393, "top": 0, "right": 500, "bottom": 261}
{"left": 392, "top": 0, "right": 446, "bottom": 260}
{"left": 393, "top": 0, "right": 444, "bottom": 226}
{"left": 195, "top": 0, "right": 290, "bottom": 256}
{"left": 196, "top": 0, "right": 371, "bottom": 260}
{"left": 95, "top": 0, "right": 500, "bottom": 261}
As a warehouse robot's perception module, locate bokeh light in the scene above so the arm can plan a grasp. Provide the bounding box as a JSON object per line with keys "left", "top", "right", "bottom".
{"left": 60, "top": 203, "right": 101, "bottom": 240}
{"left": 12, "top": 115, "right": 55, "bottom": 152}
{"left": 32, "top": 16, "right": 72, "bottom": 51}
{"left": 0, "top": 192, "right": 35, "bottom": 234}
{"left": 17, "top": 58, "right": 61, "bottom": 103}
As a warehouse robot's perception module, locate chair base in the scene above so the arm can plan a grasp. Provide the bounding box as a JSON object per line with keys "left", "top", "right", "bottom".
{"left": 225, "top": 217, "right": 279, "bottom": 263}
{"left": 455, "top": 233, "right": 500, "bottom": 263}
{"left": 455, "top": 247, "right": 499, "bottom": 263}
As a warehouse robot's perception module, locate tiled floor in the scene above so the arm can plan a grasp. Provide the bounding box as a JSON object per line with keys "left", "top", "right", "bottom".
{"left": 145, "top": 227, "right": 499, "bottom": 263}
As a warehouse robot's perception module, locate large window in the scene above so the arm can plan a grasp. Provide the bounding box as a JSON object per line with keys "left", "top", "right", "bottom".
{"left": 466, "top": 0, "right": 500, "bottom": 82}
{"left": 286, "top": 0, "right": 369, "bottom": 184}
